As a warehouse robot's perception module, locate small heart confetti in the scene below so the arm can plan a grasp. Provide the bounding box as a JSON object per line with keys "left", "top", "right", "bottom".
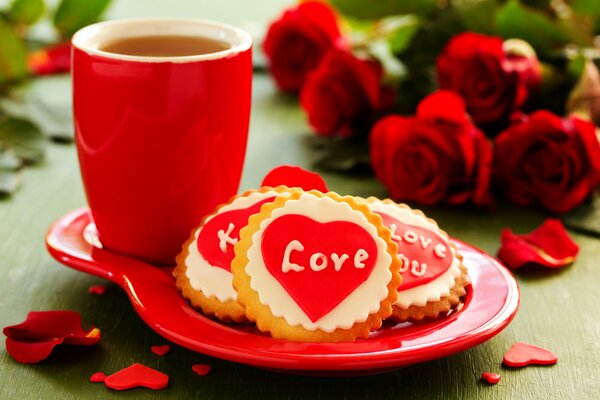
{"left": 104, "top": 363, "right": 168, "bottom": 391}
{"left": 151, "top": 345, "right": 171, "bottom": 357}
{"left": 88, "top": 285, "right": 107, "bottom": 295}
{"left": 192, "top": 364, "right": 212, "bottom": 376}
{"left": 90, "top": 372, "right": 107, "bottom": 383}
{"left": 503, "top": 342, "right": 557, "bottom": 367}
{"left": 481, "top": 372, "right": 501, "bottom": 384}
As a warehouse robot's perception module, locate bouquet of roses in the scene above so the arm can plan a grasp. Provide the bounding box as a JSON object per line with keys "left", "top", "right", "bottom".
{"left": 262, "top": 0, "right": 600, "bottom": 213}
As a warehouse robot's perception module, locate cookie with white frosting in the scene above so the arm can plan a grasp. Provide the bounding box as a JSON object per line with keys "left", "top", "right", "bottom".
{"left": 364, "top": 197, "right": 469, "bottom": 322}
{"left": 231, "top": 190, "right": 402, "bottom": 342}
{"left": 174, "top": 187, "right": 290, "bottom": 322}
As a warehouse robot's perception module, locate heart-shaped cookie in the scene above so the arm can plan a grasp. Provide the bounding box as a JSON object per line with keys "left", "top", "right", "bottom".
{"left": 503, "top": 342, "right": 557, "bottom": 367}
{"left": 262, "top": 214, "right": 378, "bottom": 322}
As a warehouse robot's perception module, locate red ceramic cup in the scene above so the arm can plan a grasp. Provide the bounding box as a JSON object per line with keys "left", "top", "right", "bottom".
{"left": 72, "top": 19, "right": 252, "bottom": 265}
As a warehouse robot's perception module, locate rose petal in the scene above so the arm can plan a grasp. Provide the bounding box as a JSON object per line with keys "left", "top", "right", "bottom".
{"left": 503, "top": 342, "right": 558, "bottom": 367}
{"left": 192, "top": 364, "right": 212, "bottom": 376}
{"left": 497, "top": 219, "right": 578, "bottom": 270}
{"left": 416, "top": 90, "right": 467, "bottom": 125}
{"left": 481, "top": 372, "right": 501, "bottom": 384}
{"left": 3, "top": 311, "right": 101, "bottom": 364}
{"left": 104, "top": 363, "right": 169, "bottom": 391}
{"left": 90, "top": 372, "right": 107, "bottom": 383}
{"left": 150, "top": 345, "right": 170, "bottom": 357}
{"left": 88, "top": 285, "right": 107, "bottom": 295}
{"left": 261, "top": 165, "right": 328, "bottom": 192}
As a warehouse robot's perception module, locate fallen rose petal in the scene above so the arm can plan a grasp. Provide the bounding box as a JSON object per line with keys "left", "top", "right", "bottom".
{"left": 261, "top": 165, "right": 328, "bottom": 192}
{"left": 104, "top": 363, "right": 169, "bottom": 391}
{"left": 503, "top": 342, "right": 558, "bottom": 367}
{"left": 192, "top": 364, "right": 212, "bottom": 376}
{"left": 3, "top": 311, "right": 101, "bottom": 364}
{"left": 497, "top": 219, "right": 578, "bottom": 270}
{"left": 481, "top": 372, "right": 501, "bottom": 384}
{"left": 90, "top": 372, "right": 107, "bottom": 383}
{"left": 88, "top": 285, "right": 107, "bottom": 295}
{"left": 150, "top": 345, "right": 170, "bottom": 356}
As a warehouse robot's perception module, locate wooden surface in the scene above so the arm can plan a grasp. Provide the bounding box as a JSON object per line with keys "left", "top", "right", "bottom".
{"left": 2, "top": 1, "right": 600, "bottom": 399}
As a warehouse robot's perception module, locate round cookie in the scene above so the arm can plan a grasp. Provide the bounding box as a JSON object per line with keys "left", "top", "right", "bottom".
{"left": 363, "top": 197, "right": 469, "bottom": 322}
{"left": 174, "top": 186, "right": 290, "bottom": 322}
{"left": 231, "top": 190, "right": 402, "bottom": 342}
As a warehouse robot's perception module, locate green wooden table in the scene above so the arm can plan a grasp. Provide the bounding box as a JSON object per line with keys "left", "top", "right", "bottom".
{"left": 2, "top": 1, "right": 600, "bottom": 399}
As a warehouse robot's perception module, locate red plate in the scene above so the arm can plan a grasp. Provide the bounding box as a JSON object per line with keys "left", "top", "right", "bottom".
{"left": 46, "top": 208, "right": 519, "bottom": 376}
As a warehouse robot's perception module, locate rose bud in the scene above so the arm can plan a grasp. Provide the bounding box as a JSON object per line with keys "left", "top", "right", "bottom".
{"left": 263, "top": 1, "right": 344, "bottom": 92}
{"left": 494, "top": 110, "right": 600, "bottom": 213}
{"left": 300, "top": 48, "right": 390, "bottom": 136}
{"left": 436, "top": 33, "right": 541, "bottom": 127}
{"left": 370, "top": 90, "right": 493, "bottom": 206}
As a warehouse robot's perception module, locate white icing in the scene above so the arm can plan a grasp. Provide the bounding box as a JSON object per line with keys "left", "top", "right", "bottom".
{"left": 218, "top": 222, "right": 238, "bottom": 252}
{"left": 367, "top": 200, "right": 462, "bottom": 309}
{"left": 246, "top": 193, "right": 392, "bottom": 332}
{"left": 282, "top": 240, "right": 305, "bottom": 272}
{"left": 185, "top": 191, "right": 284, "bottom": 302}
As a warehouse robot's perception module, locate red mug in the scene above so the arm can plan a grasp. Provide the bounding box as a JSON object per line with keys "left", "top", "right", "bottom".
{"left": 72, "top": 19, "right": 252, "bottom": 265}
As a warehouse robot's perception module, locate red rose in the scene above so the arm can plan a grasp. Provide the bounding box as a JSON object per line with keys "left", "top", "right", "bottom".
{"left": 263, "top": 1, "right": 343, "bottom": 92}
{"left": 494, "top": 110, "right": 600, "bottom": 213}
{"left": 370, "top": 90, "right": 493, "bottom": 206}
{"left": 300, "top": 48, "right": 388, "bottom": 136}
{"left": 436, "top": 33, "right": 540, "bottom": 126}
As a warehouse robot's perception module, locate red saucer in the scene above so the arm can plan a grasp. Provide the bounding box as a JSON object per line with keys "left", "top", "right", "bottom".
{"left": 46, "top": 208, "right": 519, "bottom": 375}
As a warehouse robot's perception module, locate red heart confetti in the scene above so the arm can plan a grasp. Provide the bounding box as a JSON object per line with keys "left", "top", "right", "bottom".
{"left": 503, "top": 342, "right": 558, "bottom": 367}
{"left": 104, "top": 363, "right": 169, "bottom": 391}
{"left": 498, "top": 219, "right": 578, "bottom": 270}
{"left": 150, "top": 345, "right": 171, "bottom": 357}
{"left": 90, "top": 372, "right": 107, "bottom": 383}
{"left": 88, "top": 285, "right": 107, "bottom": 295}
{"left": 192, "top": 364, "right": 212, "bottom": 376}
{"left": 3, "top": 311, "right": 101, "bottom": 364}
{"left": 481, "top": 372, "right": 501, "bottom": 384}
{"left": 261, "top": 165, "right": 328, "bottom": 192}
{"left": 262, "top": 214, "right": 378, "bottom": 322}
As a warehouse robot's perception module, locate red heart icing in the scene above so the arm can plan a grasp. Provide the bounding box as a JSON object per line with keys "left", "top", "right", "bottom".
{"left": 192, "top": 364, "right": 212, "bottom": 376}
{"left": 377, "top": 212, "right": 452, "bottom": 290}
{"left": 104, "top": 363, "right": 169, "bottom": 391}
{"left": 261, "top": 214, "right": 378, "bottom": 322}
{"left": 198, "top": 197, "right": 275, "bottom": 271}
{"left": 90, "top": 372, "right": 107, "bottom": 383}
{"left": 503, "top": 342, "right": 557, "bottom": 367}
{"left": 150, "top": 345, "right": 170, "bottom": 356}
{"left": 481, "top": 372, "right": 501, "bottom": 384}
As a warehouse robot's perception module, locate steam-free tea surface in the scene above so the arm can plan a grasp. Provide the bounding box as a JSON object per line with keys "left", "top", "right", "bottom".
{"left": 100, "top": 35, "right": 230, "bottom": 56}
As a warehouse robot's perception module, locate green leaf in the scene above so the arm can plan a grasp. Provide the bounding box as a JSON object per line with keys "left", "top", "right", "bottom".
{"left": 329, "top": 0, "right": 436, "bottom": 20}
{"left": 454, "top": 0, "right": 498, "bottom": 35}
{"left": 0, "top": 18, "right": 28, "bottom": 85}
{"left": 570, "top": 0, "right": 600, "bottom": 16}
{"left": 9, "top": 0, "right": 45, "bottom": 25}
{"left": 388, "top": 16, "right": 420, "bottom": 54}
{"left": 495, "top": 0, "right": 569, "bottom": 55}
{"left": 53, "top": 0, "right": 111, "bottom": 37}
{"left": 0, "top": 116, "right": 45, "bottom": 164}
